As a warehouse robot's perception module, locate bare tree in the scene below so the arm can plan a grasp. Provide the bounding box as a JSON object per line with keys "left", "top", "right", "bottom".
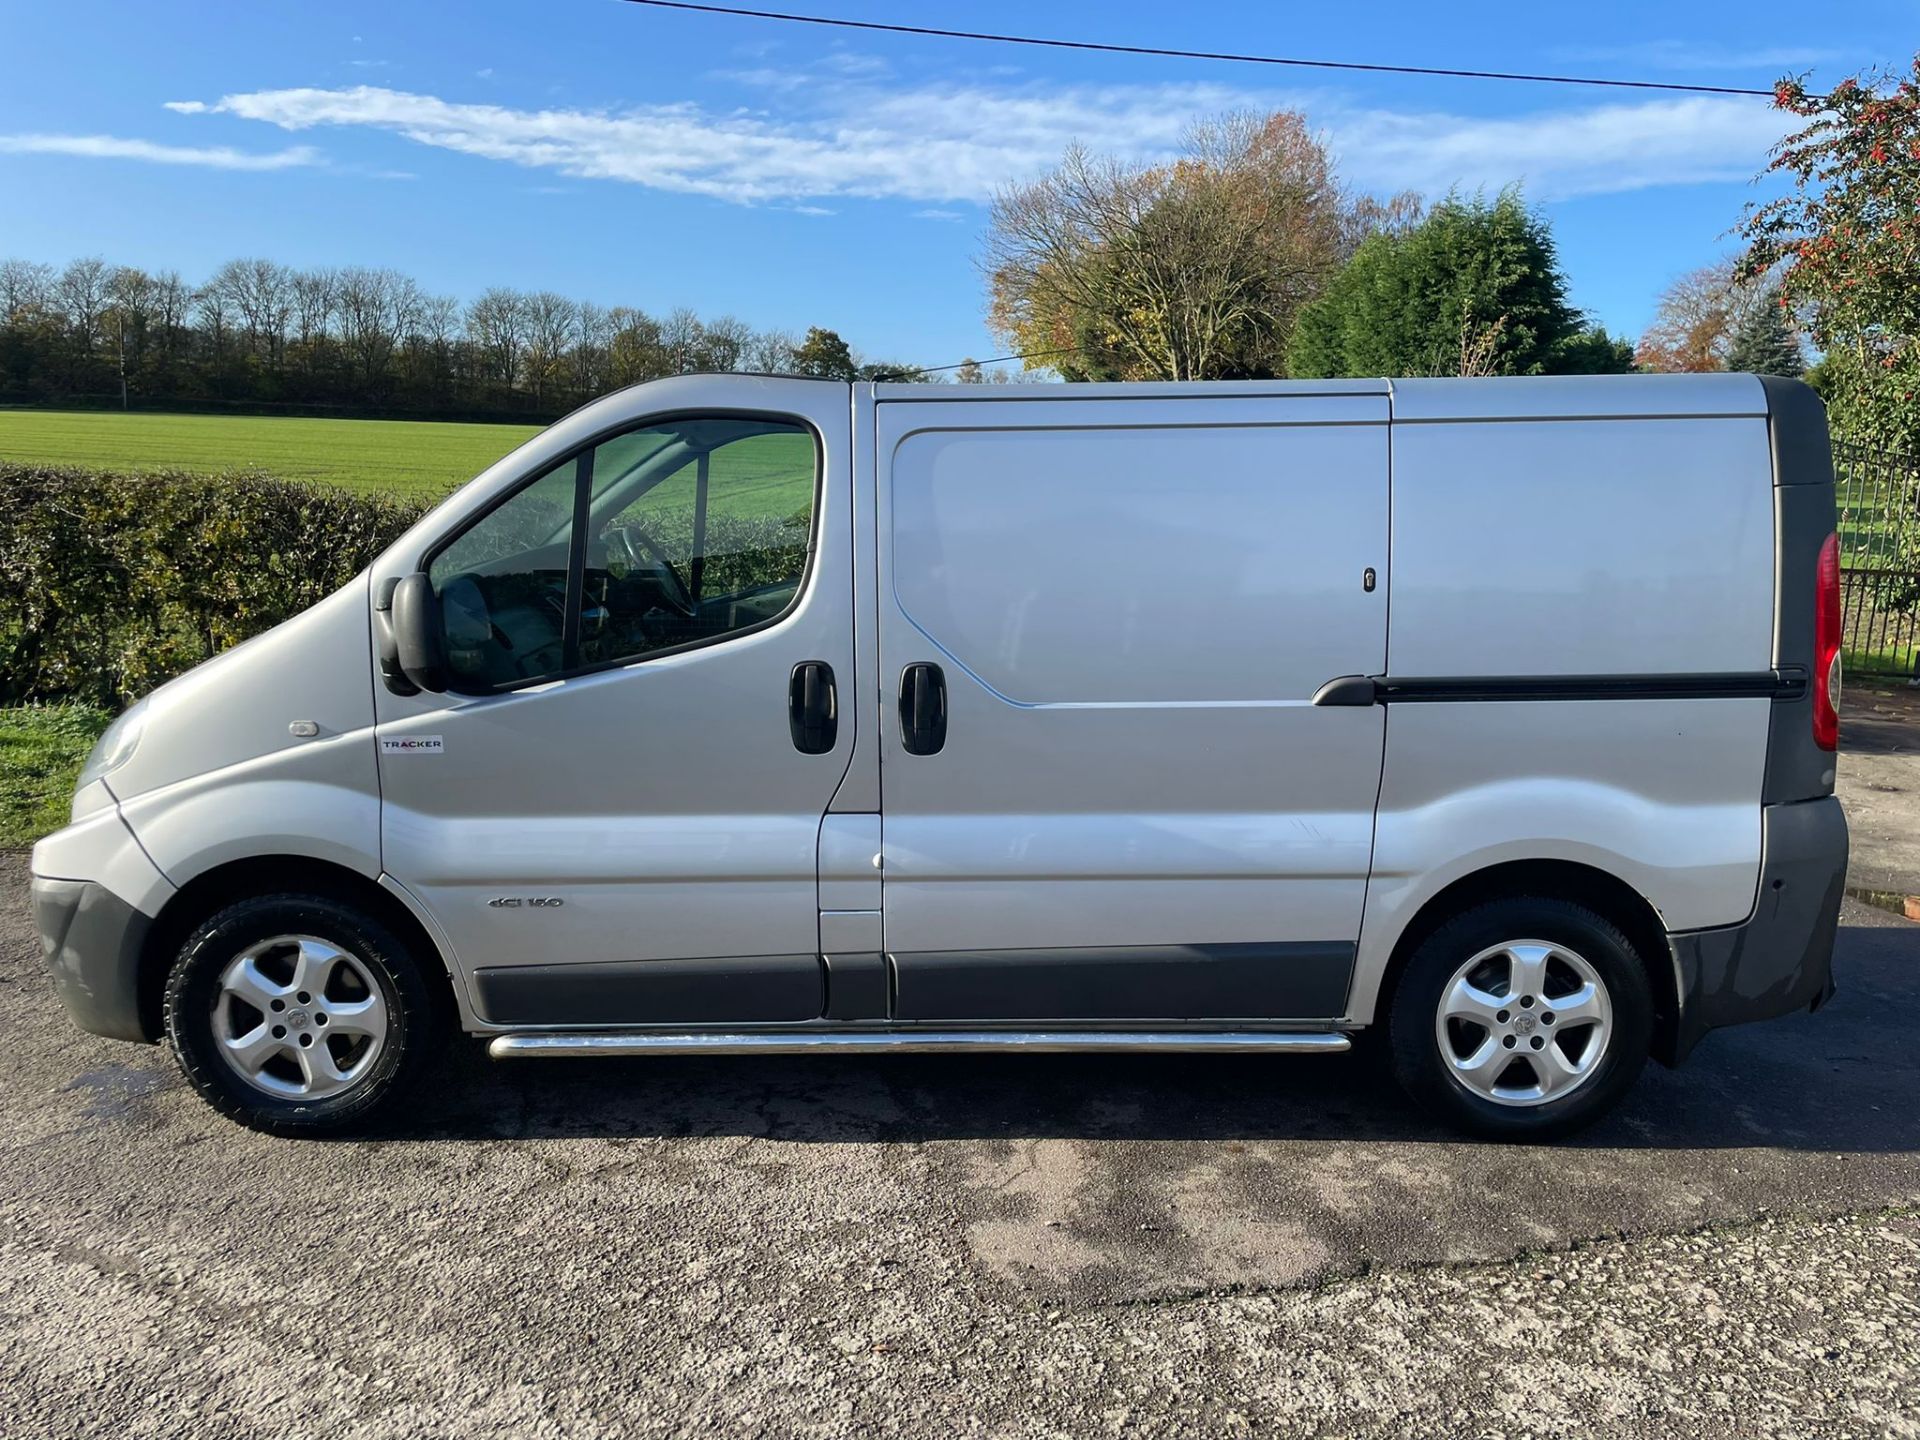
{"left": 571, "top": 300, "right": 614, "bottom": 395}
{"left": 148, "top": 269, "right": 192, "bottom": 369}
{"left": 466, "top": 287, "right": 529, "bottom": 390}
{"left": 54, "top": 257, "right": 112, "bottom": 357}
{"left": 0, "top": 251, "right": 925, "bottom": 411}
{"left": 288, "top": 268, "right": 337, "bottom": 343}
{"left": 192, "top": 279, "right": 233, "bottom": 363}
{"left": 335, "top": 267, "right": 412, "bottom": 395}
{"left": 104, "top": 266, "right": 159, "bottom": 405}
{"left": 661, "top": 307, "right": 703, "bottom": 374}
{"left": 984, "top": 113, "right": 1414, "bottom": 380}
{"left": 1444, "top": 299, "right": 1511, "bottom": 378}
{"left": 1635, "top": 260, "right": 1753, "bottom": 372}
{"left": 743, "top": 328, "right": 796, "bottom": 374}
{"left": 696, "top": 314, "right": 753, "bottom": 372}
{"left": 0, "top": 258, "right": 54, "bottom": 323}
{"left": 208, "top": 258, "right": 294, "bottom": 369}
{"left": 403, "top": 292, "right": 461, "bottom": 394}
{"left": 522, "top": 291, "right": 577, "bottom": 402}
{"left": 607, "top": 307, "right": 667, "bottom": 385}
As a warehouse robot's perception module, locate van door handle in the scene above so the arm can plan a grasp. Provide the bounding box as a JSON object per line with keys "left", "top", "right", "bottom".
{"left": 1311, "top": 674, "right": 1379, "bottom": 707}
{"left": 898, "top": 662, "right": 947, "bottom": 756}
{"left": 788, "top": 662, "right": 838, "bottom": 754}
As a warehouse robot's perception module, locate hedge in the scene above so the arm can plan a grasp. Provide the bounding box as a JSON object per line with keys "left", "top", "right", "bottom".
{"left": 0, "top": 465, "right": 813, "bottom": 710}
{"left": 0, "top": 465, "right": 426, "bottom": 708}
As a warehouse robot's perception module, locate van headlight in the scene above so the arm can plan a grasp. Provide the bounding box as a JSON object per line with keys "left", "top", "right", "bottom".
{"left": 77, "top": 700, "right": 148, "bottom": 790}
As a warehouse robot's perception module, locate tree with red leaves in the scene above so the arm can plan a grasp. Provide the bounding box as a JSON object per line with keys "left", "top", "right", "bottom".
{"left": 1739, "top": 61, "right": 1920, "bottom": 452}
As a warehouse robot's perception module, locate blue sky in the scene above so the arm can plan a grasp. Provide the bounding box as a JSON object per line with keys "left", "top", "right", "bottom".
{"left": 0, "top": 1, "right": 1908, "bottom": 367}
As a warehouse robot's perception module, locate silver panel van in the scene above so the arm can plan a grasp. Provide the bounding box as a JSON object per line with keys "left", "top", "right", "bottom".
{"left": 30, "top": 374, "right": 1848, "bottom": 1139}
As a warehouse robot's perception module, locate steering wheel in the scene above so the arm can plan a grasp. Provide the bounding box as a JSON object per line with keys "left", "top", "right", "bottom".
{"left": 605, "top": 522, "right": 695, "bottom": 618}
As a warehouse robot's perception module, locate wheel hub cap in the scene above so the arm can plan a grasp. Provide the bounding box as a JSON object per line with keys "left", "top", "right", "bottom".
{"left": 209, "top": 935, "right": 389, "bottom": 1102}
{"left": 1434, "top": 939, "right": 1613, "bottom": 1109}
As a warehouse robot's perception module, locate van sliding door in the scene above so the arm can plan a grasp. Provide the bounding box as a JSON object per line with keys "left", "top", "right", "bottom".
{"left": 873, "top": 389, "right": 1390, "bottom": 1023}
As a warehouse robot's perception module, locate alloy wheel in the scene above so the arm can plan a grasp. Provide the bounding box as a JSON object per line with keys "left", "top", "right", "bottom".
{"left": 1433, "top": 939, "right": 1613, "bottom": 1108}
{"left": 210, "top": 935, "right": 390, "bottom": 1101}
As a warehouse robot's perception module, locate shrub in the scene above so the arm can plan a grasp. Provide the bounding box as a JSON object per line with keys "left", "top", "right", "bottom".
{"left": 0, "top": 465, "right": 427, "bottom": 708}
{"left": 627, "top": 505, "right": 812, "bottom": 597}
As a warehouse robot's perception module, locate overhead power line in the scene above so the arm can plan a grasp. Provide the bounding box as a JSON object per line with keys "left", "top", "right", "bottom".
{"left": 610, "top": 0, "right": 1781, "bottom": 98}
{"left": 912, "top": 347, "right": 1078, "bottom": 375}
{"left": 856, "top": 348, "right": 1079, "bottom": 381}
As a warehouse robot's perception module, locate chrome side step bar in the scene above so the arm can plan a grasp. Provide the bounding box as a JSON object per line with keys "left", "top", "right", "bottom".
{"left": 489, "top": 1030, "right": 1351, "bottom": 1059}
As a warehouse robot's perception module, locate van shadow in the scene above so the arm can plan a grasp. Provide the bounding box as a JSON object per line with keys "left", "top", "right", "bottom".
{"left": 376, "top": 921, "right": 1920, "bottom": 1154}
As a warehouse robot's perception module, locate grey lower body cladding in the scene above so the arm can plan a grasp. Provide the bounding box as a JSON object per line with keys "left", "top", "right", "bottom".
{"left": 472, "top": 954, "right": 824, "bottom": 1026}
{"left": 470, "top": 942, "right": 1358, "bottom": 1027}
{"left": 1663, "top": 794, "right": 1848, "bottom": 1063}
{"left": 32, "top": 876, "right": 154, "bottom": 1044}
{"left": 889, "top": 942, "right": 1354, "bottom": 1022}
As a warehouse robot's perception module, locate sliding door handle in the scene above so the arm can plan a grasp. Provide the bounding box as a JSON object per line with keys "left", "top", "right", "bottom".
{"left": 788, "top": 661, "right": 838, "bottom": 754}
{"left": 898, "top": 662, "right": 947, "bottom": 756}
{"left": 1311, "top": 674, "right": 1379, "bottom": 707}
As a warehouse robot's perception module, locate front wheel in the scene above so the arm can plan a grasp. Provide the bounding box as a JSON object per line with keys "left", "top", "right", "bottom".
{"left": 163, "top": 893, "right": 439, "bottom": 1137}
{"left": 1387, "top": 897, "right": 1654, "bottom": 1141}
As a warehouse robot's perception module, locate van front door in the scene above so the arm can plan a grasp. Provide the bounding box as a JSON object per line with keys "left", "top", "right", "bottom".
{"left": 874, "top": 388, "right": 1389, "bottom": 1024}
{"left": 373, "top": 379, "right": 854, "bottom": 1027}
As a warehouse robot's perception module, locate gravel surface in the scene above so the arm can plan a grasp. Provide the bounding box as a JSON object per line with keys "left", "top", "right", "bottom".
{"left": 3, "top": 853, "right": 1918, "bottom": 1437}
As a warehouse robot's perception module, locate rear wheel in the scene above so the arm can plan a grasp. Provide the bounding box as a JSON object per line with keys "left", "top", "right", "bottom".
{"left": 163, "top": 893, "right": 438, "bottom": 1137}
{"left": 1387, "top": 896, "right": 1653, "bottom": 1140}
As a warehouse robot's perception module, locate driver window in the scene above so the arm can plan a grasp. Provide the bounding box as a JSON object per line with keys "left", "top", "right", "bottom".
{"left": 428, "top": 415, "right": 816, "bottom": 690}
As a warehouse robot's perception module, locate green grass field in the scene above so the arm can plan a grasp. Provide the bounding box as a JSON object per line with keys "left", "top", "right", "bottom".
{"left": 0, "top": 408, "right": 815, "bottom": 515}
{"left": 0, "top": 408, "right": 541, "bottom": 498}
{"left": 601, "top": 428, "right": 815, "bottom": 522}
{"left": 0, "top": 707, "right": 109, "bottom": 850}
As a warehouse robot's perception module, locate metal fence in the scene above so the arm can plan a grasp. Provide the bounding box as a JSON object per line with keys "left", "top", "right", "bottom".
{"left": 1834, "top": 440, "right": 1920, "bottom": 679}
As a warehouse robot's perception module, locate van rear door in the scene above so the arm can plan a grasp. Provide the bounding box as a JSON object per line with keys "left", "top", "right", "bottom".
{"left": 873, "top": 386, "right": 1389, "bottom": 1023}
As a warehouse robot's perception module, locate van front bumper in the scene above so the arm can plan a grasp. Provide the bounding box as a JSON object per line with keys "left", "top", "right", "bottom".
{"left": 30, "top": 876, "right": 154, "bottom": 1044}
{"left": 1662, "top": 795, "right": 1848, "bottom": 1065}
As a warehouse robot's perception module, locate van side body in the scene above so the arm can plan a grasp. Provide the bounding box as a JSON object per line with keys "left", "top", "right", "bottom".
{"left": 29, "top": 373, "right": 1847, "bottom": 1137}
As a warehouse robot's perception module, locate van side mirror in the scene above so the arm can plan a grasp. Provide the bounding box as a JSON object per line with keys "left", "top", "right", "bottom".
{"left": 389, "top": 573, "right": 450, "bottom": 694}
{"left": 373, "top": 576, "right": 419, "bottom": 696}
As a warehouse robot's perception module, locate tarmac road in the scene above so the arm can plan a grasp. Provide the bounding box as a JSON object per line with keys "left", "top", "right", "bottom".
{"left": 2, "top": 852, "right": 1917, "bottom": 1437}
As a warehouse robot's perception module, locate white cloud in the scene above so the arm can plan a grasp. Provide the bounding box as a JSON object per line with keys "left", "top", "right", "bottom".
{"left": 1334, "top": 96, "right": 1794, "bottom": 199}
{"left": 819, "top": 51, "right": 890, "bottom": 77}
{"left": 0, "top": 132, "right": 322, "bottom": 171}
{"left": 914, "top": 208, "right": 966, "bottom": 222}
{"left": 157, "top": 79, "right": 1794, "bottom": 206}
{"left": 1555, "top": 40, "right": 1843, "bottom": 73}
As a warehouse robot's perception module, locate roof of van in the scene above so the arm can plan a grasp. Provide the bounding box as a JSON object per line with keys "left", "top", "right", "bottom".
{"left": 872, "top": 372, "right": 1771, "bottom": 421}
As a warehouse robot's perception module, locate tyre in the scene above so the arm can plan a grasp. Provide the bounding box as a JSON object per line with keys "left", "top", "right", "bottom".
{"left": 1386, "top": 896, "right": 1653, "bottom": 1141}
{"left": 163, "top": 892, "right": 439, "bottom": 1137}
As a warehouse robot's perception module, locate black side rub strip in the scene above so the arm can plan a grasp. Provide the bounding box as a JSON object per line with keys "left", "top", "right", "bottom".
{"left": 1312, "top": 669, "right": 1807, "bottom": 706}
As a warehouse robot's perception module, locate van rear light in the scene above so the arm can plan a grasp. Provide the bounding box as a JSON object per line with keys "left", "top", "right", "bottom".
{"left": 1813, "top": 531, "right": 1841, "bottom": 752}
